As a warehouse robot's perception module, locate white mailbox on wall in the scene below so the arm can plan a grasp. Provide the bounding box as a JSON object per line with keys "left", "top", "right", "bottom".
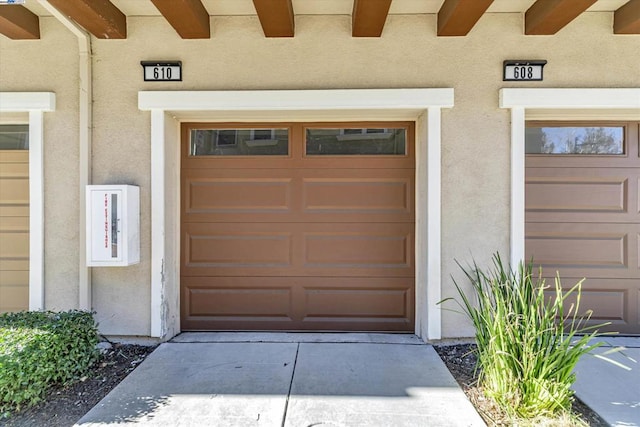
{"left": 86, "top": 185, "right": 140, "bottom": 267}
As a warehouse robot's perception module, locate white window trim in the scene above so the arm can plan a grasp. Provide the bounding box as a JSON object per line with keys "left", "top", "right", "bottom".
{"left": 0, "top": 92, "right": 56, "bottom": 311}
{"left": 499, "top": 88, "right": 640, "bottom": 268}
{"left": 139, "top": 88, "right": 454, "bottom": 341}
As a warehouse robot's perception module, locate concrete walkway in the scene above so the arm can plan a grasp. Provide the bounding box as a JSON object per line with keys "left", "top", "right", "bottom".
{"left": 74, "top": 333, "right": 640, "bottom": 426}
{"left": 572, "top": 337, "right": 640, "bottom": 427}
{"left": 75, "top": 333, "right": 484, "bottom": 426}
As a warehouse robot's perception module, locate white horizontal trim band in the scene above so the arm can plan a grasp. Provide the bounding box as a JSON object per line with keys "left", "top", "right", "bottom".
{"left": 139, "top": 89, "right": 455, "bottom": 112}
{"left": 0, "top": 92, "right": 56, "bottom": 112}
{"left": 499, "top": 88, "right": 640, "bottom": 109}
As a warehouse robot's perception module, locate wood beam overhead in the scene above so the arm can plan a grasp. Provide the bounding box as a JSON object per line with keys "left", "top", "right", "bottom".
{"left": 352, "top": 0, "right": 392, "bottom": 37}
{"left": 437, "top": 0, "right": 494, "bottom": 36}
{"left": 0, "top": 5, "right": 39, "bottom": 40}
{"left": 252, "top": 0, "right": 294, "bottom": 37}
{"left": 150, "top": 0, "right": 210, "bottom": 39}
{"left": 614, "top": 0, "right": 640, "bottom": 34}
{"left": 525, "top": 0, "right": 597, "bottom": 35}
{"left": 46, "top": 0, "right": 126, "bottom": 39}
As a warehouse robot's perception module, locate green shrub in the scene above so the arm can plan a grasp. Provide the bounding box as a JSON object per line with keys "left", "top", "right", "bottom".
{"left": 0, "top": 310, "right": 99, "bottom": 414}
{"left": 444, "top": 253, "right": 606, "bottom": 419}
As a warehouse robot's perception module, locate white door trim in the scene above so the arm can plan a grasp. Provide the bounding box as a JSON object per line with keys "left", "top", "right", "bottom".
{"left": 139, "top": 89, "right": 454, "bottom": 340}
{"left": 0, "top": 92, "right": 56, "bottom": 311}
{"left": 499, "top": 88, "right": 640, "bottom": 268}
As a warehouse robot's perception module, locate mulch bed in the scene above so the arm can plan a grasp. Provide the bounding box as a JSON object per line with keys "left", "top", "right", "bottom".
{"left": 434, "top": 343, "right": 609, "bottom": 426}
{"left": 2, "top": 343, "right": 156, "bottom": 427}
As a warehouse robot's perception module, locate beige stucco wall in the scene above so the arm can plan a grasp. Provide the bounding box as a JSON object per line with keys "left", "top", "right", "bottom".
{"left": 0, "top": 18, "right": 80, "bottom": 312}
{"left": 1, "top": 12, "right": 638, "bottom": 337}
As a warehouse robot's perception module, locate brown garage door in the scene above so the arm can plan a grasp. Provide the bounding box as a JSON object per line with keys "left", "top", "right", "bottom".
{"left": 181, "top": 122, "right": 415, "bottom": 331}
{"left": 526, "top": 121, "right": 640, "bottom": 335}
{"left": 0, "top": 125, "right": 29, "bottom": 314}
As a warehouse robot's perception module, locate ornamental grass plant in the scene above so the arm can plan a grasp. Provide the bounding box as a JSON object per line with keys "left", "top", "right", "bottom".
{"left": 445, "top": 253, "right": 606, "bottom": 419}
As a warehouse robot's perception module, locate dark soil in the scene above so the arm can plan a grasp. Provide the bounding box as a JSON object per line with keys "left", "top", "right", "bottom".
{"left": 1, "top": 343, "right": 156, "bottom": 427}
{"left": 434, "top": 343, "right": 609, "bottom": 426}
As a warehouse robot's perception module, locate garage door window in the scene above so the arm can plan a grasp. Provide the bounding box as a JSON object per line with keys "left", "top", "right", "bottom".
{"left": 190, "top": 128, "right": 288, "bottom": 156}
{"left": 525, "top": 125, "right": 624, "bottom": 155}
{"left": 305, "top": 128, "right": 406, "bottom": 155}
{"left": 0, "top": 125, "right": 29, "bottom": 150}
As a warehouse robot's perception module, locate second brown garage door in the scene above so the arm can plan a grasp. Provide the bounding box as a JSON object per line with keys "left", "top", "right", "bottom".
{"left": 181, "top": 123, "right": 415, "bottom": 331}
{"left": 526, "top": 121, "right": 640, "bottom": 335}
{"left": 0, "top": 125, "right": 30, "bottom": 314}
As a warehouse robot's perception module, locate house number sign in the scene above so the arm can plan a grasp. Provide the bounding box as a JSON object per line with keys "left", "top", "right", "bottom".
{"left": 141, "top": 61, "right": 182, "bottom": 81}
{"left": 503, "top": 60, "right": 547, "bottom": 81}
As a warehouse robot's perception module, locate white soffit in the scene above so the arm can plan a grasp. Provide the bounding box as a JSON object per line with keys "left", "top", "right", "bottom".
{"left": 587, "top": 0, "right": 631, "bottom": 12}
{"left": 28, "top": 0, "right": 629, "bottom": 17}
{"left": 487, "top": 0, "right": 535, "bottom": 13}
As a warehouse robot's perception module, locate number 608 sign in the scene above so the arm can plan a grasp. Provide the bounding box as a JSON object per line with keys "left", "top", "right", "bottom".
{"left": 141, "top": 61, "right": 182, "bottom": 82}
{"left": 503, "top": 60, "right": 547, "bottom": 81}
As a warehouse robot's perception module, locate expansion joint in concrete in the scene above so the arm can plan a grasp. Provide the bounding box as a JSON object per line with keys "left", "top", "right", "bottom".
{"left": 281, "top": 342, "right": 300, "bottom": 427}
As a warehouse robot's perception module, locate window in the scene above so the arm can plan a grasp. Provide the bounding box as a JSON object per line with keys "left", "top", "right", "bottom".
{"left": 0, "top": 125, "right": 29, "bottom": 150}
{"left": 525, "top": 126, "right": 624, "bottom": 155}
{"left": 306, "top": 128, "right": 406, "bottom": 155}
{"left": 190, "top": 128, "right": 288, "bottom": 156}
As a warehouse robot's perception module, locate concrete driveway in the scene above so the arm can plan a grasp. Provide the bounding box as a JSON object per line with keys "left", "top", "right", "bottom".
{"left": 572, "top": 337, "right": 640, "bottom": 427}
{"left": 75, "top": 333, "right": 484, "bottom": 426}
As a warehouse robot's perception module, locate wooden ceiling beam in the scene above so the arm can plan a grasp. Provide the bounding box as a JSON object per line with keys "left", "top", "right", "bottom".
{"left": 437, "top": 0, "right": 494, "bottom": 36}
{"left": 150, "top": 0, "right": 209, "bottom": 39}
{"left": 0, "top": 5, "right": 39, "bottom": 39}
{"left": 46, "top": 0, "right": 126, "bottom": 39}
{"left": 525, "top": 0, "right": 597, "bottom": 35}
{"left": 614, "top": 0, "right": 640, "bottom": 34}
{"left": 352, "top": 0, "right": 392, "bottom": 37}
{"left": 252, "top": 0, "right": 294, "bottom": 37}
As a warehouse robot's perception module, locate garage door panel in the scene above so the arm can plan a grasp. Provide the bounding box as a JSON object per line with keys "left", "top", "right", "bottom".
{"left": 527, "top": 177, "right": 626, "bottom": 213}
{"left": 0, "top": 206, "right": 28, "bottom": 217}
{"left": 183, "top": 168, "right": 414, "bottom": 223}
{"left": 184, "top": 177, "right": 293, "bottom": 215}
{"left": 0, "top": 177, "right": 29, "bottom": 204}
{"left": 542, "top": 278, "right": 638, "bottom": 334}
{"left": 303, "top": 177, "right": 411, "bottom": 216}
{"left": 303, "top": 278, "right": 412, "bottom": 318}
{"left": 186, "top": 284, "right": 292, "bottom": 318}
{"left": 0, "top": 270, "right": 29, "bottom": 314}
{"left": 526, "top": 168, "right": 639, "bottom": 223}
{"left": 183, "top": 223, "right": 413, "bottom": 277}
{"left": 303, "top": 231, "right": 412, "bottom": 270}
{"left": 182, "top": 278, "right": 295, "bottom": 331}
{"left": 185, "top": 230, "right": 293, "bottom": 268}
{"left": 0, "top": 151, "right": 28, "bottom": 163}
{"left": 0, "top": 269, "right": 28, "bottom": 286}
{"left": 0, "top": 215, "right": 29, "bottom": 230}
{"left": 0, "top": 283, "right": 28, "bottom": 313}
{"left": 0, "top": 162, "right": 28, "bottom": 177}
{"left": 182, "top": 277, "right": 413, "bottom": 331}
{"left": 526, "top": 223, "right": 638, "bottom": 278}
{"left": 0, "top": 230, "right": 29, "bottom": 258}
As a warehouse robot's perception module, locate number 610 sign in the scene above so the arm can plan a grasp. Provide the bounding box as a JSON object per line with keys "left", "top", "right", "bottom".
{"left": 503, "top": 60, "right": 547, "bottom": 81}
{"left": 141, "top": 61, "right": 182, "bottom": 82}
